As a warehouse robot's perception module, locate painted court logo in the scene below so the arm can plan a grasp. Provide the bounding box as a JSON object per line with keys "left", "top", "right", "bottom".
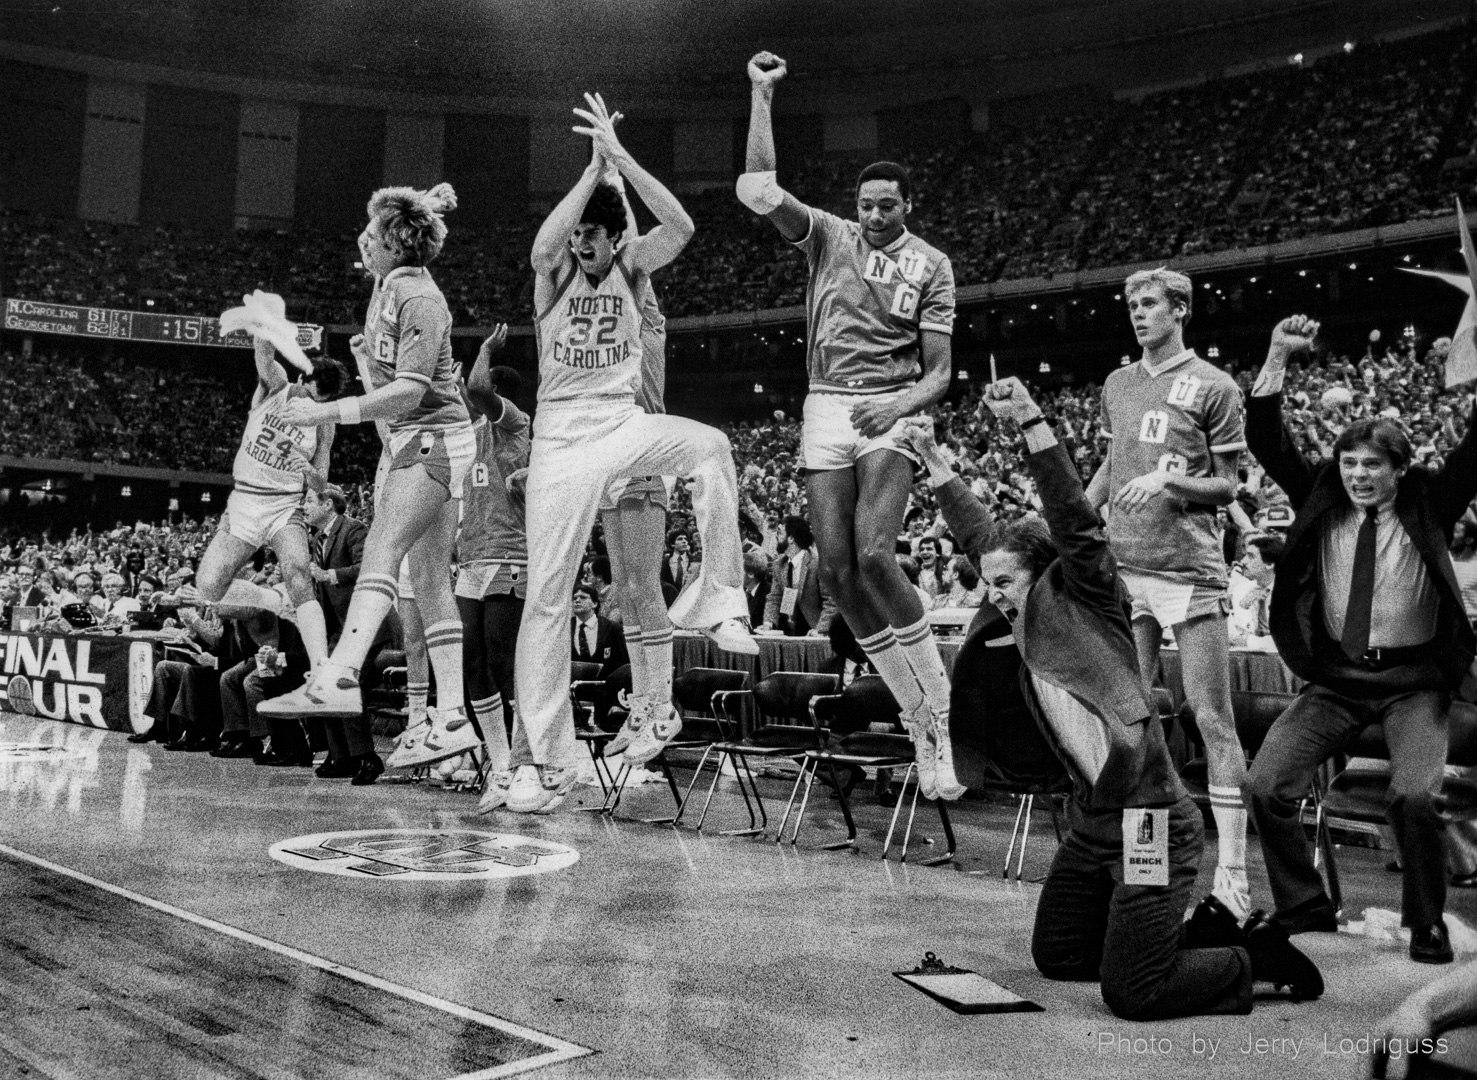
{"left": 269, "top": 829, "right": 579, "bottom": 880}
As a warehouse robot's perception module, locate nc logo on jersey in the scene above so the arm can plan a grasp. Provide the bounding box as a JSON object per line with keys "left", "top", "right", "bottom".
{"left": 1167, "top": 374, "right": 1202, "bottom": 408}
{"left": 896, "top": 249, "right": 929, "bottom": 285}
{"left": 269, "top": 828, "right": 580, "bottom": 880}
{"left": 1138, "top": 410, "right": 1170, "bottom": 445}
{"left": 863, "top": 251, "right": 898, "bottom": 285}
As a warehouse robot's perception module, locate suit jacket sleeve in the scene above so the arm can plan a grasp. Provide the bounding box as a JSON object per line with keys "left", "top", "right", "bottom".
{"left": 1024, "top": 441, "right": 1121, "bottom": 608}
{"left": 335, "top": 519, "right": 368, "bottom": 589}
{"left": 763, "top": 555, "right": 784, "bottom": 626}
{"left": 933, "top": 477, "right": 996, "bottom": 560}
{"left": 1245, "top": 391, "right": 1316, "bottom": 509}
{"left": 1432, "top": 398, "right": 1477, "bottom": 527}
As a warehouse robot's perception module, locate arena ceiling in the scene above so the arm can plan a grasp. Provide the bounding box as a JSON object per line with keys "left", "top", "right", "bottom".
{"left": 2, "top": 0, "right": 1465, "bottom": 108}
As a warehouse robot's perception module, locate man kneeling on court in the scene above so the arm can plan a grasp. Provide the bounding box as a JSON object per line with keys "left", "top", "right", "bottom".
{"left": 901, "top": 380, "right": 1322, "bottom": 1019}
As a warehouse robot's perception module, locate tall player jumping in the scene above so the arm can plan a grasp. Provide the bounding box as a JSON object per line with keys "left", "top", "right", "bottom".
{"left": 739, "top": 52, "right": 964, "bottom": 800}
{"left": 1087, "top": 268, "right": 1251, "bottom": 921}
{"left": 198, "top": 293, "right": 345, "bottom": 672}
{"left": 260, "top": 183, "right": 480, "bottom": 769}
{"left": 500, "top": 93, "right": 754, "bottom": 815}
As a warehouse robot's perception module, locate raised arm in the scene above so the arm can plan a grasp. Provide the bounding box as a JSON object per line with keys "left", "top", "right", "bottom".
{"left": 465, "top": 324, "right": 510, "bottom": 423}
{"left": 574, "top": 94, "right": 693, "bottom": 274}
{"left": 251, "top": 336, "right": 288, "bottom": 405}
{"left": 1246, "top": 316, "right": 1321, "bottom": 508}
{"left": 738, "top": 52, "right": 812, "bottom": 242}
{"left": 899, "top": 417, "right": 995, "bottom": 559}
{"left": 1433, "top": 391, "right": 1477, "bottom": 527}
{"left": 531, "top": 147, "right": 604, "bottom": 276}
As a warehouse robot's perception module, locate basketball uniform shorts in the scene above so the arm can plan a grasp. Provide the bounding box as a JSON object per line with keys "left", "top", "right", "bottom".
{"left": 1119, "top": 566, "right": 1231, "bottom": 629}
{"left": 220, "top": 489, "right": 305, "bottom": 549}
{"left": 800, "top": 388, "right": 919, "bottom": 471}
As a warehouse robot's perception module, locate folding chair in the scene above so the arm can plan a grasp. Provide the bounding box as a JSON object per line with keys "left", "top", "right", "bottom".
{"left": 693, "top": 671, "right": 839, "bottom": 836}
{"left": 778, "top": 674, "right": 956, "bottom": 864}
{"left": 603, "top": 667, "right": 751, "bottom": 823}
{"left": 570, "top": 661, "right": 619, "bottom": 800}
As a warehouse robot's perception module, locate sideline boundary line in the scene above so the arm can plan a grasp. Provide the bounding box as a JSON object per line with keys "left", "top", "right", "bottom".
{"left": 0, "top": 842, "right": 594, "bottom": 1080}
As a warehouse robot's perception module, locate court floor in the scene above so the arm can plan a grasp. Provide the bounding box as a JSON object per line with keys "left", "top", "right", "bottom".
{"left": 0, "top": 709, "right": 1466, "bottom": 1079}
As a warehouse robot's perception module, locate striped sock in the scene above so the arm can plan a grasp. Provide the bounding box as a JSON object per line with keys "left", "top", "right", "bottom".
{"left": 1209, "top": 784, "right": 1249, "bottom": 872}
{"left": 642, "top": 625, "right": 674, "bottom": 707}
{"left": 424, "top": 619, "right": 465, "bottom": 713}
{"left": 896, "top": 617, "right": 951, "bottom": 713}
{"left": 856, "top": 626, "right": 925, "bottom": 716}
{"left": 333, "top": 573, "right": 397, "bottom": 672}
{"left": 471, "top": 693, "right": 509, "bottom": 771}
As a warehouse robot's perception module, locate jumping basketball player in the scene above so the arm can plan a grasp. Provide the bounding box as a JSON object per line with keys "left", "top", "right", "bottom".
{"left": 500, "top": 93, "right": 753, "bottom": 815}
{"left": 260, "top": 183, "right": 481, "bottom": 771}
{"left": 739, "top": 52, "right": 964, "bottom": 799}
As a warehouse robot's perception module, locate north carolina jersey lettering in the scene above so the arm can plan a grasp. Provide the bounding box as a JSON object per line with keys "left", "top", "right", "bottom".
{"left": 459, "top": 401, "right": 531, "bottom": 563}
{"left": 794, "top": 208, "right": 955, "bottom": 393}
{"left": 362, "top": 266, "right": 469, "bottom": 433}
{"left": 1100, "top": 350, "right": 1247, "bottom": 584}
{"left": 232, "top": 385, "right": 317, "bottom": 496}
{"left": 535, "top": 253, "right": 646, "bottom": 404}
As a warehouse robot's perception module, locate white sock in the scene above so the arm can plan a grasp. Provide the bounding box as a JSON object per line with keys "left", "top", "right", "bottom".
{"left": 330, "top": 573, "right": 397, "bottom": 673}
{"left": 856, "top": 627, "right": 925, "bottom": 715}
{"left": 295, "top": 599, "right": 328, "bottom": 672}
{"left": 407, "top": 681, "right": 430, "bottom": 727}
{"left": 624, "top": 624, "right": 646, "bottom": 701}
{"left": 424, "top": 619, "right": 465, "bottom": 713}
{"left": 643, "top": 625, "right": 674, "bottom": 707}
{"left": 896, "top": 617, "right": 951, "bottom": 714}
{"left": 1210, "top": 785, "right": 1249, "bottom": 873}
{"left": 470, "top": 693, "right": 509, "bottom": 771}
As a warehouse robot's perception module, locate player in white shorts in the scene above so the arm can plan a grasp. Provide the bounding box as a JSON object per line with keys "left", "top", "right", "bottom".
{"left": 1086, "top": 267, "right": 1251, "bottom": 923}
{"left": 260, "top": 182, "right": 480, "bottom": 771}
{"left": 500, "top": 94, "right": 754, "bottom": 815}
{"left": 195, "top": 302, "right": 346, "bottom": 675}
{"left": 739, "top": 52, "right": 964, "bottom": 800}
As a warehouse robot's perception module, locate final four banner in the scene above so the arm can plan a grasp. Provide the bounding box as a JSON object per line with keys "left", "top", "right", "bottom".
{"left": 0, "top": 633, "right": 157, "bottom": 732}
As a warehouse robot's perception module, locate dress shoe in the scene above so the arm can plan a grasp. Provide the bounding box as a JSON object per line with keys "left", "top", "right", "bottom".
{"left": 127, "top": 730, "right": 162, "bottom": 744}
{"left": 1185, "top": 894, "right": 1243, "bottom": 951}
{"left": 1271, "top": 893, "right": 1339, "bottom": 935}
{"left": 351, "top": 753, "right": 385, "bottom": 786}
{"left": 315, "top": 757, "right": 359, "bottom": 779}
{"left": 212, "top": 738, "right": 263, "bottom": 759}
{"left": 1243, "top": 910, "right": 1324, "bottom": 999}
{"left": 178, "top": 737, "right": 219, "bottom": 753}
{"left": 1451, "top": 871, "right": 1477, "bottom": 889}
{"left": 1410, "top": 922, "right": 1454, "bottom": 965}
{"left": 257, "top": 749, "right": 314, "bottom": 767}
{"left": 160, "top": 737, "right": 193, "bottom": 751}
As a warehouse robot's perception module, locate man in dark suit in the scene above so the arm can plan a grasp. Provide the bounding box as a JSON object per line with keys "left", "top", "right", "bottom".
{"left": 900, "top": 380, "right": 1321, "bottom": 1018}
{"left": 303, "top": 485, "right": 383, "bottom": 784}
{"left": 15, "top": 564, "right": 44, "bottom": 609}
{"left": 571, "top": 583, "right": 628, "bottom": 679}
{"left": 661, "top": 531, "right": 699, "bottom": 595}
{"left": 1244, "top": 315, "right": 1477, "bottom": 964}
{"left": 743, "top": 552, "right": 771, "bottom": 628}
{"left": 762, "top": 516, "right": 834, "bottom": 637}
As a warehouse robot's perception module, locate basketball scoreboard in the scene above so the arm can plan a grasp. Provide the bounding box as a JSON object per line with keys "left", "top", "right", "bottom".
{"left": 2, "top": 298, "right": 323, "bottom": 352}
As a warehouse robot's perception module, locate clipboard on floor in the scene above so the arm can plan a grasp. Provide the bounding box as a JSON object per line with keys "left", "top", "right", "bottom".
{"left": 893, "top": 953, "right": 1043, "bottom": 1014}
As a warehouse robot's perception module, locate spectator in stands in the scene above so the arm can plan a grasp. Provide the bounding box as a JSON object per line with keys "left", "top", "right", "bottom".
{"left": 762, "top": 515, "right": 833, "bottom": 637}
{"left": 938, "top": 554, "right": 985, "bottom": 609}
{"left": 662, "top": 532, "right": 698, "bottom": 595}
{"left": 1227, "top": 535, "right": 1281, "bottom": 650}
{"left": 743, "top": 552, "right": 771, "bottom": 627}
{"left": 915, "top": 536, "right": 947, "bottom": 602}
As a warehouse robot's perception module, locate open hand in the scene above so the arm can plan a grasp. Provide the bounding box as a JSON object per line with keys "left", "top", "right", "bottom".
{"left": 478, "top": 323, "right": 509, "bottom": 361}
{"left": 572, "top": 93, "right": 629, "bottom": 171}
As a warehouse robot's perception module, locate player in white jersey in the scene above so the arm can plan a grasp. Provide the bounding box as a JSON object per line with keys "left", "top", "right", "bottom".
{"left": 261, "top": 183, "right": 481, "bottom": 773}
{"left": 195, "top": 302, "right": 346, "bottom": 676}
{"left": 1086, "top": 267, "right": 1252, "bottom": 924}
{"left": 739, "top": 52, "right": 965, "bottom": 800}
{"left": 498, "top": 94, "right": 755, "bottom": 815}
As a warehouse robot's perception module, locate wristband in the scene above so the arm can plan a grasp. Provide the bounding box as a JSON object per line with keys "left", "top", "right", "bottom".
{"left": 337, "top": 398, "right": 362, "bottom": 426}
{"left": 1019, "top": 414, "right": 1047, "bottom": 431}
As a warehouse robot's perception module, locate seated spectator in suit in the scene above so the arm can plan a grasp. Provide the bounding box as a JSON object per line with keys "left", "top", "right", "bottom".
{"left": 15, "top": 564, "right": 44, "bottom": 608}
{"left": 301, "top": 485, "right": 384, "bottom": 783}
{"left": 662, "top": 532, "right": 699, "bottom": 596}
{"left": 216, "top": 601, "right": 313, "bottom": 767}
{"left": 571, "top": 583, "right": 628, "bottom": 679}
{"left": 743, "top": 552, "right": 770, "bottom": 627}
{"left": 132, "top": 599, "right": 229, "bottom": 747}
{"left": 99, "top": 572, "right": 141, "bottom": 626}
{"left": 1227, "top": 534, "right": 1281, "bottom": 650}
{"left": 762, "top": 516, "right": 834, "bottom": 637}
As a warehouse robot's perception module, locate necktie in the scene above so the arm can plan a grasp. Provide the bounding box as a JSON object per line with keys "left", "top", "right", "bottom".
{"left": 578, "top": 622, "right": 591, "bottom": 660}
{"left": 1340, "top": 506, "right": 1379, "bottom": 660}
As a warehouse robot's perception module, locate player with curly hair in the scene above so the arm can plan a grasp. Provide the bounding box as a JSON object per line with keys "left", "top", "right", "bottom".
{"left": 260, "top": 183, "right": 482, "bottom": 774}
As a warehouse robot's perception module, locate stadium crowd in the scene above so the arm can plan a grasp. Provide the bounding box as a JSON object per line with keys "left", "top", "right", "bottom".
{"left": 4, "top": 29, "right": 1476, "bottom": 324}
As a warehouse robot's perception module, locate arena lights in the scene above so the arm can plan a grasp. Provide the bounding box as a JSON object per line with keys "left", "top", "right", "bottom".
{"left": 201, "top": 491, "right": 212, "bottom": 503}
{"left": 1344, "top": 41, "right": 1355, "bottom": 53}
{"left": 753, "top": 383, "right": 763, "bottom": 393}
{"left": 1290, "top": 52, "right": 1304, "bottom": 66}
{"left": 1038, "top": 361, "right": 1051, "bottom": 373}
{"left": 1120, "top": 355, "right": 1131, "bottom": 366}
{"left": 1349, "top": 262, "right": 1358, "bottom": 270}
{"left": 1298, "top": 269, "right": 1307, "bottom": 277}
{"left": 121, "top": 485, "right": 132, "bottom": 497}
{"left": 1207, "top": 346, "right": 1220, "bottom": 358}
{"left": 958, "top": 370, "right": 970, "bottom": 380}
